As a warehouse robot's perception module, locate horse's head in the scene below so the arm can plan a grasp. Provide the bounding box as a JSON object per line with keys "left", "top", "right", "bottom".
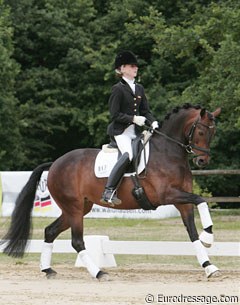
{"left": 187, "top": 107, "right": 221, "bottom": 168}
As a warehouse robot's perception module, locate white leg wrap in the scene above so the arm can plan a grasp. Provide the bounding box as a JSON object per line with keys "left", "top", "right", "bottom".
{"left": 199, "top": 230, "right": 214, "bottom": 247}
{"left": 79, "top": 249, "right": 100, "bottom": 278}
{"left": 197, "top": 202, "right": 213, "bottom": 229}
{"left": 205, "top": 264, "right": 219, "bottom": 278}
{"left": 193, "top": 240, "right": 209, "bottom": 266}
{"left": 40, "top": 242, "right": 53, "bottom": 270}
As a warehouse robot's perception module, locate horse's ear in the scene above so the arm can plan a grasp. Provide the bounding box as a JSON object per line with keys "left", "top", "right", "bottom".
{"left": 200, "top": 108, "right": 206, "bottom": 118}
{"left": 212, "top": 107, "right": 221, "bottom": 118}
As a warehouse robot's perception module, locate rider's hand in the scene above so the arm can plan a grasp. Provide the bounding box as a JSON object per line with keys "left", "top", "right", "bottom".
{"left": 151, "top": 121, "right": 159, "bottom": 130}
{"left": 133, "top": 115, "right": 146, "bottom": 126}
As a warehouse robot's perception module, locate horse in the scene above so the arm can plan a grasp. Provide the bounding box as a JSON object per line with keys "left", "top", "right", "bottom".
{"left": 1, "top": 103, "right": 221, "bottom": 280}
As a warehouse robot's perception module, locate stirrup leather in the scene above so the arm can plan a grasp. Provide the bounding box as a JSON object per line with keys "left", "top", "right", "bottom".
{"left": 108, "top": 189, "right": 117, "bottom": 203}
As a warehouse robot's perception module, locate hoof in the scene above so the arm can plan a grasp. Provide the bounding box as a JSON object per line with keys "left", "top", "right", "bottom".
{"left": 42, "top": 268, "right": 57, "bottom": 279}
{"left": 205, "top": 264, "right": 219, "bottom": 278}
{"left": 199, "top": 231, "right": 214, "bottom": 248}
{"left": 96, "top": 270, "right": 110, "bottom": 282}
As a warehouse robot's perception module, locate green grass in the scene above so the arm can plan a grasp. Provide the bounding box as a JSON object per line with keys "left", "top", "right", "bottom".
{"left": 0, "top": 209, "right": 239, "bottom": 268}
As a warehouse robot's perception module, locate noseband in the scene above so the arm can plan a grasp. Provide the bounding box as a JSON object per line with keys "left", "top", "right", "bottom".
{"left": 151, "top": 117, "right": 215, "bottom": 156}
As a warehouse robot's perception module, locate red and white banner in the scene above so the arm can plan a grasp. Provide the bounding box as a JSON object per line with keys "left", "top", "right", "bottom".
{"left": 0, "top": 171, "right": 61, "bottom": 217}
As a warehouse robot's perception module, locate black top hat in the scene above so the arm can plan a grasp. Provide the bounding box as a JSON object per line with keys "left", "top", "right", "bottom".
{"left": 114, "top": 50, "right": 138, "bottom": 69}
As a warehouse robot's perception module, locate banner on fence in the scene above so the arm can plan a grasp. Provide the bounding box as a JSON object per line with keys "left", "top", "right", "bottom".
{"left": 1, "top": 172, "right": 32, "bottom": 217}
{"left": 0, "top": 171, "right": 61, "bottom": 217}
{"left": 0, "top": 171, "right": 179, "bottom": 219}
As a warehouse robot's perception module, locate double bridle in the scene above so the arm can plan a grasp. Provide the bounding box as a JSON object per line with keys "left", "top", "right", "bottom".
{"left": 151, "top": 117, "right": 215, "bottom": 157}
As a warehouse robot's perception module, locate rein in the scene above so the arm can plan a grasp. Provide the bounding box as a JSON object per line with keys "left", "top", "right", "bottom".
{"left": 147, "top": 118, "right": 214, "bottom": 156}
{"left": 134, "top": 117, "right": 215, "bottom": 178}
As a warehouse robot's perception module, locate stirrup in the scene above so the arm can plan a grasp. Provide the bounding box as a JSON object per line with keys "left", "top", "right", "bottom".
{"left": 100, "top": 188, "right": 122, "bottom": 206}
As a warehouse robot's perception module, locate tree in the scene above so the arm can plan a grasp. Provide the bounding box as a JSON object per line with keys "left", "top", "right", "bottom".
{"left": 3, "top": 0, "right": 240, "bottom": 203}
{"left": 156, "top": 1, "right": 240, "bottom": 201}
{"left": 122, "top": 0, "right": 240, "bottom": 201}
{"left": 6, "top": 0, "right": 102, "bottom": 167}
{"left": 0, "top": 1, "right": 23, "bottom": 170}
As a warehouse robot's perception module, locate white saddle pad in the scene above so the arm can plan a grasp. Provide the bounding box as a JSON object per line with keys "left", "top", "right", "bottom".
{"left": 94, "top": 141, "right": 150, "bottom": 178}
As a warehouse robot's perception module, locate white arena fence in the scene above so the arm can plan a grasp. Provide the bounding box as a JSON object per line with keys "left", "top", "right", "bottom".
{"left": 0, "top": 236, "right": 239, "bottom": 268}
{"left": 0, "top": 171, "right": 179, "bottom": 219}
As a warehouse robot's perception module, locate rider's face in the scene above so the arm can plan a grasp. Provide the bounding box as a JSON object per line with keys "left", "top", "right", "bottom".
{"left": 120, "top": 64, "right": 138, "bottom": 80}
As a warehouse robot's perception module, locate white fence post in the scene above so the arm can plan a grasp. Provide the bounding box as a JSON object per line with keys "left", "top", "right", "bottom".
{"left": 75, "top": 235, "right": 117, "bottom": 268}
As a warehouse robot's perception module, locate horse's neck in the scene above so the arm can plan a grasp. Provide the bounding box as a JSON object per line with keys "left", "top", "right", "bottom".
{"left": 161, "top": 113, "right": 188, "bottom": 141}
{"left": 151, "top": 109, "right": 196, "bottom": 157}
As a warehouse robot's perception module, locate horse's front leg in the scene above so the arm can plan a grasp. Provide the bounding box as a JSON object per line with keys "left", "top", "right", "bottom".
{"left": 169, "top": 190, "right": 214, "bottom": 248}
{"left": 175, "top": 203, "right": 219, "bottom": 278}
{"left": 197, "top": 201, "right": 214, "bottom": 248}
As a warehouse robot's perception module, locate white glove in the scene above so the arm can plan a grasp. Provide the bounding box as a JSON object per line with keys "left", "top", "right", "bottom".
{"left": 151, "top": 121, "right": 159, "bottom": 130}
{"left": 133, "top": 115, "right": 146, "bottom": 126}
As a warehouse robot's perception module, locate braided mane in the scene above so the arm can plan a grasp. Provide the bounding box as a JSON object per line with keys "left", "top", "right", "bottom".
{"left": 159, "top": 103, "right": 202, "bottom": 128}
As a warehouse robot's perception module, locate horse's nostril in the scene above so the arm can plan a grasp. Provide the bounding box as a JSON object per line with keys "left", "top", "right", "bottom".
{"left": 197, "top": 158, "right": 207, "bottom": 167}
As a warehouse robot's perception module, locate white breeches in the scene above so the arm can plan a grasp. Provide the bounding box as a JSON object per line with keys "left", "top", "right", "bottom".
{"left": 114, "top": 124, "right": 136, "bottom": 161}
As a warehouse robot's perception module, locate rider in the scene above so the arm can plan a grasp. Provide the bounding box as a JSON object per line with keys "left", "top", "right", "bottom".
{"left": 100, "top": 50, "right": 159, "bottom": 206}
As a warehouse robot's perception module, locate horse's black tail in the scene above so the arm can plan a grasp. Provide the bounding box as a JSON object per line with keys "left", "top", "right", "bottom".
{"left": 0, "top": 162, "right": 52, "bottom": 257}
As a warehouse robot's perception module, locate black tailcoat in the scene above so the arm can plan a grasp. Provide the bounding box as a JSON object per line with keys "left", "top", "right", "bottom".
{"left": 107, "top": 78, "right": 156, "bottom": 136}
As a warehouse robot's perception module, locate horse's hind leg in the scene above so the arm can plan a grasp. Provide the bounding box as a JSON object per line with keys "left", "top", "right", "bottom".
{"left": 70, "top": 210, "right": 108, "bottom": 280}
{"left": 176, "top": 204, "right": 219, "bottom": 278}
{"left": 41, "top": 214, "right": 69, "bottom": 278}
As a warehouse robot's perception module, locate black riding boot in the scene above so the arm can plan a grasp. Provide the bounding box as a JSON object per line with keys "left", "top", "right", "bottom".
{"left": 100, "top": 153, "right": 130, "bottom": 206}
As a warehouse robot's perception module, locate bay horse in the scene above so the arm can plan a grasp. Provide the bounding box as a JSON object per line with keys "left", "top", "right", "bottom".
{"left": 1, "top": 104, "right": 221, "bottom": 280}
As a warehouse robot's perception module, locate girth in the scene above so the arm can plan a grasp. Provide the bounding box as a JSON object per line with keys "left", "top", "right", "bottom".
{"left": 131, "top": 174, "right": 157, "bottom": 210}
